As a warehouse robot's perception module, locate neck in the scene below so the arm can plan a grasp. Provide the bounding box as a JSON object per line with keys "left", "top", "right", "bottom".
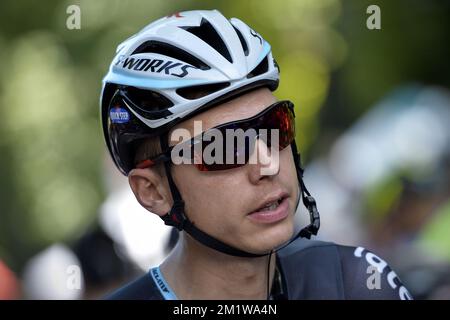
{"left": 160, "top": 233, "right": 276, "bottom": 300}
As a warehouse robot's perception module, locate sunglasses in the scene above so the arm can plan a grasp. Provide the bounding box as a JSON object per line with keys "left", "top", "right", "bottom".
{"left": 136, "top": 100, "right": 296, "bottom": 172}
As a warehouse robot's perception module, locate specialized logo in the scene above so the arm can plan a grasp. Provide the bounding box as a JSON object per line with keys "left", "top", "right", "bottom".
{"left": 110, "top": 106, "right": 130, "bottom": 124}
{"left": 115, "top": 55, "right": 197, "bottom": 78}
{"left": 250, "top": 28, "right": 263, "bottom": 45}
{"left": 166, "top": 12, "right": 183, "bottom": 18}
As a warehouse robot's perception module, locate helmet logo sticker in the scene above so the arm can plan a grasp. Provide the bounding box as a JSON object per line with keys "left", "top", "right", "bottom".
{"left": 250, "top": 29, "right": 262, "bottom": 45}
{"left": 110, "top": 106, "right": 130, "bottom": 124}
{"left": 166, "top": 12, "right": 184, "bottom": 18}
{"left": 117, "top": 56, "right": 197, "bottom": 78}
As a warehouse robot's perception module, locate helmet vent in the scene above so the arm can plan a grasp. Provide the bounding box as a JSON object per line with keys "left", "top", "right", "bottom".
{"left": 233, "top": 26, "right": 249, "bottom": 56}
{"left": 132, "top": 40, "right": 210, "bottom": 70}
{"left": 121, "top": 86, "right": 173, "bottom": 113}
{"left": 247, "top": 56, "right": 269, "bottom": 79}
{"left": 180, "top": 18, "right": 233, "bottom": 64}
{"left": 176, "top": 82, "right": 230, "bottom": 100}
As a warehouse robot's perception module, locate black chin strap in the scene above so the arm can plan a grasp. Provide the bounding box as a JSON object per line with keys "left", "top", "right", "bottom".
{"left": 159, "top": 133, "right": 320, "bottom": 258}
{"left": 290, "top": 141, "right": 321, "bottom": 239}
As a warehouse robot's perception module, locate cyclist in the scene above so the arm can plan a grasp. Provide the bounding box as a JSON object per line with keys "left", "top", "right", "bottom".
{"left": 100, "top": 9, "right": 412, "bottom": 300}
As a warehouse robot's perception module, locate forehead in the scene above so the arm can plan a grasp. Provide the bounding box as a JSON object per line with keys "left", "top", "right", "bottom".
{"left": 170, "top": 88, "right": 277, "bottom": 136}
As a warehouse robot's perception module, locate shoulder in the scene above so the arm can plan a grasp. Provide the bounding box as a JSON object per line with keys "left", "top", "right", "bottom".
{"left": 104, "top": 272, "right": 163, "bottom": 300}
{"left": 333, "top": 244, "right": 413, "bottom": 300}
{"left": 277, "top": 239, "right": 413, "bottom": 300}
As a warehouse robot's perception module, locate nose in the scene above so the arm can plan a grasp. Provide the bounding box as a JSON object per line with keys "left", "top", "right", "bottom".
{"left": 247, "top": 138, "right": 280, "bottom": 184}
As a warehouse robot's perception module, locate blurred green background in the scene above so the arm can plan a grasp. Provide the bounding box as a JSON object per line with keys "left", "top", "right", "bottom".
{"left": 0, "top": 0, "right": 449, "bottom": 299}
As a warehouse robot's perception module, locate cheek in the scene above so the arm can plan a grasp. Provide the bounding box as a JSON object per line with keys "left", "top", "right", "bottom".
{"left": 279, "top": 148, "right": 299, "bottom": 191}
{"left": 171, "top": 165, "right": 246, "bottom": 227}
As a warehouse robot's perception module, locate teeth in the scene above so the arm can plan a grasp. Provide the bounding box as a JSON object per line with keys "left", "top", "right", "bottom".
{"left": 255, "top": 197, "right": 284, "bottom": 212}
{"left": 260, "top": 199, "right": 281, "bottom": 211}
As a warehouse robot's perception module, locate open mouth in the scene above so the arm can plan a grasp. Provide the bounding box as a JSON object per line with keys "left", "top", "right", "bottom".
{"left": 247, "top": 194, "right": 290, "bottom": 224}
{"left": 257, "top": 197, "right": 284, "bottom": 212}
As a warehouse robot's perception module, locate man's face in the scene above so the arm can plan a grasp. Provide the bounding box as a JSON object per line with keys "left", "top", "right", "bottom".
{"left": 168, "top": 88, "right": 299, "bottom": 254}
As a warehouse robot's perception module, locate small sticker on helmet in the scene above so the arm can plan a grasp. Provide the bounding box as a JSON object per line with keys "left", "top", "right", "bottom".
{"left": 110, "top": 107, "right": 130, "bottom": 124}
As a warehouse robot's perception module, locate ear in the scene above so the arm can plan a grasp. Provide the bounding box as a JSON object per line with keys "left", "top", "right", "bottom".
{"left": 128, "top": 168, "right": 172, "bottom": 217}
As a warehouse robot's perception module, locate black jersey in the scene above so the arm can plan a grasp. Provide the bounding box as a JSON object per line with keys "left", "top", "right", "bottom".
{"left": 106, "top": 239, "right": 413, "bottom": 300}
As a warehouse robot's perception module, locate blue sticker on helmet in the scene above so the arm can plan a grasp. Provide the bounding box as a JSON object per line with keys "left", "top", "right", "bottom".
{"left": 110, "top": 107, "right": 130, "bottom": 124}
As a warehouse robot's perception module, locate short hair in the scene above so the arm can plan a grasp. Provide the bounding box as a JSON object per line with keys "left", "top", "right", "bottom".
{"left": 134, "top": 137, "right": 164, "bottom": 175}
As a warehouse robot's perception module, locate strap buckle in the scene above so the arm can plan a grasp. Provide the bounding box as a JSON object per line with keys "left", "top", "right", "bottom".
{"left": 299, "top": 195, "right": 320, "bottom": 239}
{"left": 162, "top": 200, "right": 186, "bottom": 231}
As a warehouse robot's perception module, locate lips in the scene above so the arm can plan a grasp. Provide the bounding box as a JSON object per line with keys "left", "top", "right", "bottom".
{"left": 247, "top": 192, "right": 290, "bottom": 224}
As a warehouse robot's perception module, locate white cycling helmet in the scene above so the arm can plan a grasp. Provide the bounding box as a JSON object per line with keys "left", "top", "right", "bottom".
{"left": 100, "top": 10, "right": 320, "bottom": 257}
{"left": 100, "top": 9, "right": 280, "bottom": 175}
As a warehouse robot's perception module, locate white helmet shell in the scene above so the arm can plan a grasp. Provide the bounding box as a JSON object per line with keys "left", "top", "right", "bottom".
{"left": 100, "top": 9, "right": 280, "bottom": 174}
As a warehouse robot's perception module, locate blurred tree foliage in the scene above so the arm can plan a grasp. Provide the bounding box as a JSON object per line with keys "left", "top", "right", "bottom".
{"left": 0, "top": 0, "right": 448, "bottom": 271}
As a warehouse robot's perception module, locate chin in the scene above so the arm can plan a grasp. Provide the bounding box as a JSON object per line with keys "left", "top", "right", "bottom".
{"left": 268, "top": 219, "right": 295, "bottom": 248}
{"left": 243, "top": 217, "right": 295, "bottom": 254}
